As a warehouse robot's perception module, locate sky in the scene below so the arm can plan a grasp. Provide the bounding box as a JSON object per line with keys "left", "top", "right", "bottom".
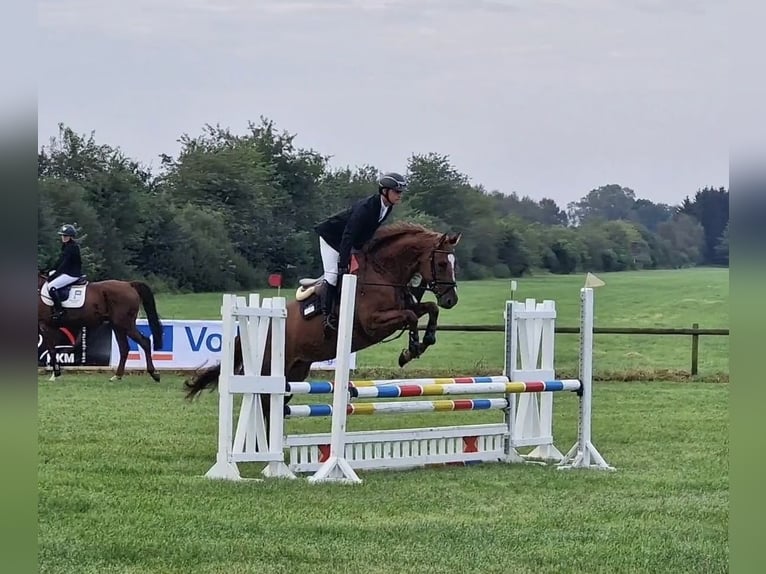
{"left": 37, "top": 0, "right": 729, "bottom": 208}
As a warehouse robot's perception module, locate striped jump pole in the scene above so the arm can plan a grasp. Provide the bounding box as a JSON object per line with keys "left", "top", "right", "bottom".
{"left": 351, "top": 375, "right": 511, "bottom": 387}
{"left": 286, "top": 398, "right": 510, "bottom": 418}
{"left": 286, "top": 379, "right": 582, "bottom": 398}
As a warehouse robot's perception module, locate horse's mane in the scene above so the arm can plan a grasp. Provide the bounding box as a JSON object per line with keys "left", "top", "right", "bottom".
{"left": 360, "top": 223, "right": 445, "bottom": 279}
{"left": 363, "top": 222, "right": 443, "bottom": 259}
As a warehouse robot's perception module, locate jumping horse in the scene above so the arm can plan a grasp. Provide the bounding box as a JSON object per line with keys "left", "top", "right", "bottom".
{"left": 38, "top": 272, "right": 165, "bottom": 382}
{"left": 184, "top": 222, "right": 463, "bottom": 419}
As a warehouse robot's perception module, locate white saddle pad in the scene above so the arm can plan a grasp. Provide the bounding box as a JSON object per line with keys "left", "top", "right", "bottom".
{"left": 40, "top": 282, "right": 88, "bottom": 308}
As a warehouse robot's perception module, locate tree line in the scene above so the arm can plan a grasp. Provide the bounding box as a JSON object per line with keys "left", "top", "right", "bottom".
{"left": 38, "top": 119, "right": 729, "bottom": 292}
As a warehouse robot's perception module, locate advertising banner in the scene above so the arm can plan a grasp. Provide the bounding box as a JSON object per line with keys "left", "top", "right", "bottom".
{"left": 37, "top": 324, "right": 113, "bottom": 368}
{"left": 109, "top": 319, "right": 356, "bottom": 371}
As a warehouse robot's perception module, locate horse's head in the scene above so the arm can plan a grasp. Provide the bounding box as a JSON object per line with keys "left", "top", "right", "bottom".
{"left": 365, "top": 223, "right": 462, "bottom": 309}
{"left": 412, "top": 231, "right": 461, "bottom": 309}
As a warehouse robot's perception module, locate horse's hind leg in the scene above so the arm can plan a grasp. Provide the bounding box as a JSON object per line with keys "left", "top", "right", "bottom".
{"left": 368, "top": 309, "right": 421, "bottom": 367}
{"left": 257, "top": 360, "right": 312, "bottom": 449}
{"left": 111, "top": 328, "right": 130, "bottom": 382}
{"left": 127, "top": 325, "right": 160, "bottom": 382}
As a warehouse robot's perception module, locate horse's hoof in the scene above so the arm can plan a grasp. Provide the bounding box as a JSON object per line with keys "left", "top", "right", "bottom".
{"left": 48, "top": 372, "right": 57, "bottom": 382}
{"left": 398, "top": 349, "right": 411, "bottom": 367}
{"left": 110, "top": 375, "right": 122, "bottom": 382}
{"left": 151, "top": 372, "right": 161, "bottom": 382}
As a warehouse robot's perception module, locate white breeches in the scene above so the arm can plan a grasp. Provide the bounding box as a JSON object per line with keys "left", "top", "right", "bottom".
{"left": 319, "top": 237, "right": 340, "bottom": 286}
{"left": 48, "top": 274, "right": 79, "bottom": 290}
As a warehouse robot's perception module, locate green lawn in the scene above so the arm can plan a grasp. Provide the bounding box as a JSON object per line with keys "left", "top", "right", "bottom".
{"left": 150, "top": 267, "right": 729, "bottom": 381}
{"left": 38, "top": 374, "right": 728, "bottom": 574}
{"left": 38, "top": 267, "right": 729, "bottom": 573}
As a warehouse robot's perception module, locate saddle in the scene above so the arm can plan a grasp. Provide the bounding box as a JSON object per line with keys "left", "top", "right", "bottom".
{"left": 40, "top": 276, "right": 89, "bottom": 309}
{"left": 295, "top": 257, "right": 359, "bottom": 320}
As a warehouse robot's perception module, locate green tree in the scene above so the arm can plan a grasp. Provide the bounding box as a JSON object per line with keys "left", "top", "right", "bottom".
{"left": 497, "top": 219, "right": 534, "bottom": 275}
{"left": 678, "top": 186, "right": 729, "bottom": 265}
{"left": 714, "top": 221, "right": 729, "bottom": 264}
{"left": 37, "top": 117, "right": 719, "bottom": 290}
{"left": 38, "top": 178, "right": 107, "bottom": 277}
{"left": 567, "top": 184, "right": 636, "bottom": 225}
{"left": 629, "top": 199, "right": 674, "bottom": 231}
{"left": 657, "top": 214, "right": 706, "bottom": 267}
{"left": 39, "top": 123, "right": 157, "bottom": 279}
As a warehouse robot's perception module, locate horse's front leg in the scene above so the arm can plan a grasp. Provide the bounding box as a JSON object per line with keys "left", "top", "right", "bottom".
{"left": 368, "top": 309, "right": 421, "bottom": 367}
{"left": 410, "top": 301, "right": 440, "bottom": 350}
{"left": 397, "top": 302, "right": 440, "bottom": 367}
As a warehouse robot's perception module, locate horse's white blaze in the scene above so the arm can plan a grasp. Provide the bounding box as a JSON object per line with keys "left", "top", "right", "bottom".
{"left": 448, "top": 253, "right": 456, "bottom": 283}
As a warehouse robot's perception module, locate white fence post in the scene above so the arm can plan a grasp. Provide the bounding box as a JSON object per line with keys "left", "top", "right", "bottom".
{"left": 559, "top": 287, "right": 614, "bottom": 471}
{"left": 506, "top": 298, "right": 563, "bottom": 462}
{"left": 308, "top": 273, "right": 362, "bottom": 484}
{"left": 205, "top": 293, "right": 295, "bottom": 480}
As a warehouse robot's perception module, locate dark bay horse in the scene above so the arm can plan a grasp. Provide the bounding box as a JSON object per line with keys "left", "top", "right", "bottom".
{"left": 38, "top": 272, "right": 164, "bottom": 382}
{"left": 184, "top": 222, "right": 462, "bottom": 407}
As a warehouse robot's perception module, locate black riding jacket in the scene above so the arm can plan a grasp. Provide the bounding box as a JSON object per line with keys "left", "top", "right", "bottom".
{"left": 52, "top": 241, "right": 82, "bottom": 278}
{"left": 314, "top": 194, "right": 392, "bottom": 268}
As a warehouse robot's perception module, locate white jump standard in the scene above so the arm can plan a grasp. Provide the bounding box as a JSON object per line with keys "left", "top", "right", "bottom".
{"left": 203, "top": 293, "right": 296, "bottom": 481}
{"left": 203, "top": 274, "right": 614, "bottom": 483}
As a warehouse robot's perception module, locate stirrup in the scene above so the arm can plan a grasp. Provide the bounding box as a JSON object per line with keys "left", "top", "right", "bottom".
{"left": 323, "top": 313, "right": 338, "bottom": 336}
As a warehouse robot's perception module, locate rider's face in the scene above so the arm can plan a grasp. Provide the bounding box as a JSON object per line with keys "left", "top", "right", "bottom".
{"left": 384, "top": 189, "right": 403, "bottom": 206}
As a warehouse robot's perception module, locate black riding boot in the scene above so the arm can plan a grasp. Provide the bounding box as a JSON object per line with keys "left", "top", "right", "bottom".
{"left": 49, "top": 287, "right": 64, "bottom": 324}
{"left": 322, "top": 283, "right": 338, "bottom": 337}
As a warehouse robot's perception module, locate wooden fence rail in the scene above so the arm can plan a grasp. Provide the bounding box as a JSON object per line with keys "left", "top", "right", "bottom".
{"left": 422, "top": 323, "right": 729, "bottom": 376}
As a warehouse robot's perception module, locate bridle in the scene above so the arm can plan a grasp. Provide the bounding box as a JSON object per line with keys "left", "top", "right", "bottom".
{"left": 359, "top": 245, "right": 457, "bottom": 297}
{"left": 424, "top": 248, "right": 457, "bottom": 295}
{"left": 361, "top": 244, "right": 457, "bottom": 344}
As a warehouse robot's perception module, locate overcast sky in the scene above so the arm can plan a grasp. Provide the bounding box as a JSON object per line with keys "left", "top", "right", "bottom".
{"left": 38, "top": 0, "right": 728, "bottom": 207}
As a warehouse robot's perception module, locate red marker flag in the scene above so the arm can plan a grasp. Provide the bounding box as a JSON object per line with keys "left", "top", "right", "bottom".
{"left": 268, "top": 273, "right": 283, "bottom": 288}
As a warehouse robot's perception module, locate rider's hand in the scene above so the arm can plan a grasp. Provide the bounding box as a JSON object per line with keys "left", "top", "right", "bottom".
{"left": 48, "top": 270, "right": 56, "bottom": 277}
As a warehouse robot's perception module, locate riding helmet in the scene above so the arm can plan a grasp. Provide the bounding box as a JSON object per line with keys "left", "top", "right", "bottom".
{"left": 378, "top": 172, "right": 408, "bottom": 193}
{"left": 58, "top": 224, "right": 77, "bottom": 238}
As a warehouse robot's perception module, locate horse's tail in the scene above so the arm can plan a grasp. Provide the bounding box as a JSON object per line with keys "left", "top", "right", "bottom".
{"left": 183, "top": 364, "right": 222, "bottom": 400}
{"left": 130, "top": 281, "right": 163, "bottom": 350}
{"left": 184, "top": 335, "right": 243, "bottom": 400}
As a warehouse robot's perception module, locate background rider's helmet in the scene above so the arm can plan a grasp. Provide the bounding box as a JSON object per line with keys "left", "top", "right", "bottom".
{"left": 378, "top": 172, "right": 408, "bottom": 194}
{"left": 57, "top": 224, "right": 77, "bottom": 238}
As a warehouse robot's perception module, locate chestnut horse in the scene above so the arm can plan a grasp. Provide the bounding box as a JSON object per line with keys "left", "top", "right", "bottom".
{"left": 184, "top": 222, "right": 462, "bottom": 417}
{"left": 38, "top": 272, "right": 164, "bottom": 382}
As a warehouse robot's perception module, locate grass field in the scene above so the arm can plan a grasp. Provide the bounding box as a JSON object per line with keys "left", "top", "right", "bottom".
{"left": 38, "top": 268, "right": 729, "bottom": 573}
{"left": 38, "top": 376, "right": 728, "bottom": 573}
{"left": 152, "top": 267, "right": 729, "bottom": 381}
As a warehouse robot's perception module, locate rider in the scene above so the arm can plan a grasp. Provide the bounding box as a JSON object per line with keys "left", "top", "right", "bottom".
{"left": 314, "top": 171, "right": 407, "bottom": 334}
{"left": 47, "top": 224, "right": 83, "bottom": 322}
